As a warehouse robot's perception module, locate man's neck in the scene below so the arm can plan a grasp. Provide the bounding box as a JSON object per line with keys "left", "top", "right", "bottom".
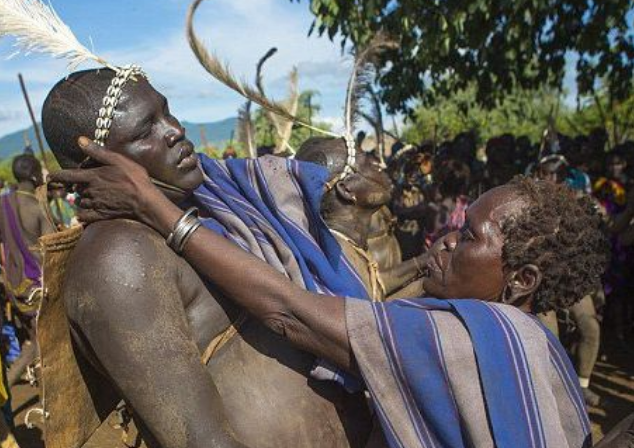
{"left": 17, "top": 181, "right": 35, "bottom": 193}
{"left": 325, "top": 206, "right": 376, "bottom": 250}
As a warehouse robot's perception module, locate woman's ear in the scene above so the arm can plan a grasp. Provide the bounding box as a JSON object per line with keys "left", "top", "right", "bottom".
{"left": 504, "top": 264, "right": 543, "bottom": 307}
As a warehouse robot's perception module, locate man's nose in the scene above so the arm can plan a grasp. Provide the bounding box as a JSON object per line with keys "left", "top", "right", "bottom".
{"left": 165, "top": 123, "right": 185, "bottom": 146}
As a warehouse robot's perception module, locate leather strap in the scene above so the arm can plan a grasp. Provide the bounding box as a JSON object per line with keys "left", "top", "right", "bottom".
{"left": 200, "top": 313, "right": 248, "bottom": 365}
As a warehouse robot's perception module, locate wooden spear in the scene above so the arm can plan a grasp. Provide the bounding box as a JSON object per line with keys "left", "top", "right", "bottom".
{"left": 18, "top": 73, "right": 48, "bottom": 170}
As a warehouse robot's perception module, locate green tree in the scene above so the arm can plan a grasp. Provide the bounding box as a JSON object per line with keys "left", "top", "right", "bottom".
{"left": 253, "top": 90, "right": 332, "bottom": 151}
{"left": 296, "top": 0, "right": 634, "bottom": 112}
{"left": 403, "top": 86, "right": 565, "bottom": 145}
{"left": 559, "top": 84, "right": 634, "bottom": 147}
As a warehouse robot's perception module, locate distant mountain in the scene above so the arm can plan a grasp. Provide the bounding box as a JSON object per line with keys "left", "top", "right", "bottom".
{"left": 0, "top": 117, "right": 237, "bottom": 161}
{"left": 0, "top": 126, "right": 41, "bottom": 160}
{"left": 182, "top": 118, "right": 237, "bottom": 148}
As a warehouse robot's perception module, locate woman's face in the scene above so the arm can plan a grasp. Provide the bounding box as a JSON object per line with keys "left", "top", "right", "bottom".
{"left": 422, "top": 185, "right": 527, "bottom": 301}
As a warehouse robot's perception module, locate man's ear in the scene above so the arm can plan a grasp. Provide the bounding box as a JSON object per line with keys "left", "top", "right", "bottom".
{"left": 504, "top": 264, "right": 543, "bottom": 307}
{"left": 334, "top": 178, "right": 357, "bottom": 204}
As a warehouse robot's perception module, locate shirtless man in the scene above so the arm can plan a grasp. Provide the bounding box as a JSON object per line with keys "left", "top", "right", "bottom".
{"left": 7, "top": 155, "right": 55, "bottom": 256}
{"left": 295, "top": 138, "right": 424, "bottom": 301}
{"left": 0, "top": 154, "right": 55, "bottom": 386}
{"left": 41, "top": 69, "right": 371, "bottom": 448}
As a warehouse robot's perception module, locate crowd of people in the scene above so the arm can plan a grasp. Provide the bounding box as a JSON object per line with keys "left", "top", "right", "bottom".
{"left": 383, "top": 128, "right": 634, "bottom": 407}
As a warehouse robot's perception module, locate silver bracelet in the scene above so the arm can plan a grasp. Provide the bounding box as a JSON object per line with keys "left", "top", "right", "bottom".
{"left": 177, "top": 218, "right": 202, "bottom": 254}
{"left": 167, "top": 207, "right": 201, "bottom": 254}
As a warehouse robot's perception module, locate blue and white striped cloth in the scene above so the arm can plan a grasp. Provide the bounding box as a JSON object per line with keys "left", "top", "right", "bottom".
{"left": 346, "top": 297, "right": 592, "bottom": 448}
{"left": 192, "top": 154, "right": 368, "bottom": 390}
{"left": 192, "top": 154, "right": 591, "bottom": 447}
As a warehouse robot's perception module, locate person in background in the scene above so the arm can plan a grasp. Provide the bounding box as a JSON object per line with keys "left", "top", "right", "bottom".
{"left": 48, "top": 183, "right": 77, "bottom": 229}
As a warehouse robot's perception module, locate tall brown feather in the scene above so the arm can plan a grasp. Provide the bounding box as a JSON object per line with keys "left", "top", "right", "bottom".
{"left": 237, "top": 102, "right": 256, "bottom": 158}
{"left": 187, "top": 0, "right": 337, "bottom": 138}
{"left": 275, "top": 67, "right": 300, "bottom": 154}
{"left": 343, "top": 34, "right": 397, "bottom": 137}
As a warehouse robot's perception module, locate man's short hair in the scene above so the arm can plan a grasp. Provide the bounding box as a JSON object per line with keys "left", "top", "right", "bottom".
{"left": 295, "top": 137, "right": 348, "bottom": 180}
{"left": 12, "top": 154, "right": 42, "bottom": 183}
{"left": 42, "top": 69, "right": 117, "bottom": 169}
{"left": 502, "top": 176, "right": 609, "bottom": 313}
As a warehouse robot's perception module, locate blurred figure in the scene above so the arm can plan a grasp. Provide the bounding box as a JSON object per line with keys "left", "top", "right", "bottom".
{"left": 0, "top": 155, "right": 55, "bottom": 389}
{"left": 484, "top": 134, "right": 517, "bottom": 189}
{"left": 48, "top": 183, "right": 77, "bottom": 229}
{"left": 605, "top": 150, "right": 632, "bottom": 191}
{"left": 222, "top": 146, "right": 237, "bottom": 160}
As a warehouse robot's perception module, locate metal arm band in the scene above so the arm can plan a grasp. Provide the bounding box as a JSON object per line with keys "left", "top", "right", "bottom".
{"left": 166, "top": 207, "right": 202, "bottom": 254}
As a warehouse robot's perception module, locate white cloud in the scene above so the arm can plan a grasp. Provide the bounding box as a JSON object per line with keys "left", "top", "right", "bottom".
{"left": 0, "top": 0, "right": 353, "bottom": 139}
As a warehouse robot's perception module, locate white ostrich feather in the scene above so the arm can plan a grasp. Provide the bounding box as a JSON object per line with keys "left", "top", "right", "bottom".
{"left": 0, "top": 0, "right": 113, "bottom": 71}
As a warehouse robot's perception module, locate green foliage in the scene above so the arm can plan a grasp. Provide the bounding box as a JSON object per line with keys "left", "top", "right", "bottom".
{"left": 403, "top": 86, "right": 563, "bottom": 144}
{"left": 253, "top": 90, "right": 332, "bottom": 150}
{"left": 559, "top": 85, "right": 634, "bottom": 147}
{"left": 402, "top": 85, "right": 634, "bottom": 146}
{"left": 296, "top": 0, "right": 634, "bottom": 112}
{"left": 0, "top": 158, "right": 14, "bottom": 184}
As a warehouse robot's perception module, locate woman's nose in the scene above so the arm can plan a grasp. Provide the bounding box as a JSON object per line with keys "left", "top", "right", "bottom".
{"left": 443, "top": 232, "right": 458, "bottom": 251}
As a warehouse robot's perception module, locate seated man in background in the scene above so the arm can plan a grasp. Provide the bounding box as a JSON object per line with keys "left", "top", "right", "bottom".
{"left": 296, "top": 138, "right": 425, "bottom": 301}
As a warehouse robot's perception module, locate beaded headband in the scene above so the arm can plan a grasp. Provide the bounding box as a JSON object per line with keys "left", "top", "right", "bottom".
{"left": 324, "top": 133, "right": 357, "bottom": 191}
{"left": 94, "top": 65, "right": 147, "bottom": 146}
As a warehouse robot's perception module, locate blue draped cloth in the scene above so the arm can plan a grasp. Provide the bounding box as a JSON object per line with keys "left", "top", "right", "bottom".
{"left": 192, "top": 154, "right": 368, "bottom": 389}
{"left": 192, "top": 154, "right": 591, "bottom": 448}
{"left": 193, "top": 154, "right": 368, "bottom": 299}
{"left": 347, "top": 297, "right": 592, "bottom": 448}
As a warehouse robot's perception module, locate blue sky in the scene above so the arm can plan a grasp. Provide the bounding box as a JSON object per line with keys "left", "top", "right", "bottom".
{"left": 0, "top": 0, "right": 355, "bottom": 138}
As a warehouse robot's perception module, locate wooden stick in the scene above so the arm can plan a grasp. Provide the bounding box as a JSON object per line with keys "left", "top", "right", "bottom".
{"left": 18, "top": 73, "right": 48, "bottom": 170}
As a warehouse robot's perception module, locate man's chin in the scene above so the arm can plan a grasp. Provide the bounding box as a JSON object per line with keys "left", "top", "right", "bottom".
{"left": 171, "top": 166, "right": 204, "bottom": 192}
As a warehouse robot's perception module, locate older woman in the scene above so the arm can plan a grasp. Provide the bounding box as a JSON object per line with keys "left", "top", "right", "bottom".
{"left": 52, "top": 140, "right": 610, "bottom": 448}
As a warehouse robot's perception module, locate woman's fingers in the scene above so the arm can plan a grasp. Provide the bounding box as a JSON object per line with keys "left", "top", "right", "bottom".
{"left": 76, "top": 208, "right": 108, "bottom": 224}
{"left": 48, "top": 169, "right": 91, "bottom": 185}
{"left": 78, "top": 136, "right": 131, "bottom": 168}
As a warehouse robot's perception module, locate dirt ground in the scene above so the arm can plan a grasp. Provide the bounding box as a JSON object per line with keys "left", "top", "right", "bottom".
{"left": 6, "top": 340, "right": 634, "bottom": 447}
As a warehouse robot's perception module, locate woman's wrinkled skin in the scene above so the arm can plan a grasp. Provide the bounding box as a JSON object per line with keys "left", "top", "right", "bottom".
{"left": 422, "top": 188, "right": 541, "bottom": 311}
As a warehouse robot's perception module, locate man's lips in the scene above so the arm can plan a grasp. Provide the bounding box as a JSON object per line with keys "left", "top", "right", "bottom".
{"left": 177, "top": 141, "right": 198, "bottom": 170}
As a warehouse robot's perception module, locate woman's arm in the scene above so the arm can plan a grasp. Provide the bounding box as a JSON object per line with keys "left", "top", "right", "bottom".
{"left": 50, "top": 138, "right": 355, "bottom": 373}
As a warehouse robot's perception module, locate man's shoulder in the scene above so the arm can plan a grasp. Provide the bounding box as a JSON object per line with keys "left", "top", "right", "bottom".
{"left": 70, "top": 219, "right": 177, "bottom": 279}
{"left": 83, "top": 219, "right": 166, "bottom": 249}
